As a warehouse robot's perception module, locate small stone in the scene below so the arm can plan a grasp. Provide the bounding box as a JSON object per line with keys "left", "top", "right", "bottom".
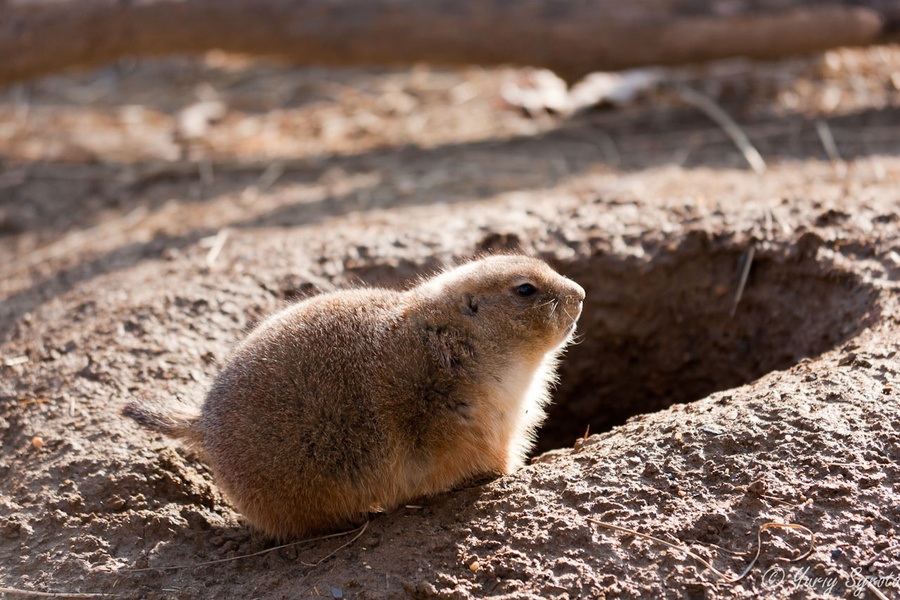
{"left": 107, "top": 496, "right": 127, "bottom": 511}
{"left": 331, "top": 588, "right": 343, "bottom": 599}
{"left": 748, "top": 480, "right": 767, "bottom": 495}
{"left": 469, "top": 561, "right": 480, "bottom": 571}
{"left": 31, "top": 436, "right": 44, "bottom": 450}
{"left": 700, "top": 423, "right": 726, "bottom": 435}
{"left": 838, "top": 353, "right": 858, "bottom": 367}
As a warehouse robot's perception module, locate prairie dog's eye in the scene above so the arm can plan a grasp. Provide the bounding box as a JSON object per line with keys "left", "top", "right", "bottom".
{"left": 516, "top": 283, "right": 537, "bottom": 297}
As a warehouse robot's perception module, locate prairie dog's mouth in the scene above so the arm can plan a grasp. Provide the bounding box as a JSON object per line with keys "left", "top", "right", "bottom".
{"left": 554, "top": 299, "right": 582, "bottom": 340}
{"left": 571, "top": 300, "right": 583, "bottom": 322}
{"left": 561, "top": 298, "right": 582, "bottom": 322}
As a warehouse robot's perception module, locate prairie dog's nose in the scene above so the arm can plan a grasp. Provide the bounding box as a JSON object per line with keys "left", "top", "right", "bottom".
{"left": 568, "top": 281, "right": 586, "bottom": 303}
{"left": 562, "top": 281, "right": 585, "bottom": 321}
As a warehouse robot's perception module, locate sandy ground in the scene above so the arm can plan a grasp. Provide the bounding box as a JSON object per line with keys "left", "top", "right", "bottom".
{"left": 1, "top": 47, "right": 900, "bottom": 599}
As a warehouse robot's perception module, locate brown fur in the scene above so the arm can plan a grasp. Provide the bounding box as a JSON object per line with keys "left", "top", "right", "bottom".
{"left": 124, "top": 255, "right": 584, "bottom": 539}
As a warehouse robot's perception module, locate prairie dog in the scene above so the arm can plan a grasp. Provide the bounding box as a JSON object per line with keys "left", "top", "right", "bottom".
{"left": 125, "top": 255, "right": 584, "bottom": 539}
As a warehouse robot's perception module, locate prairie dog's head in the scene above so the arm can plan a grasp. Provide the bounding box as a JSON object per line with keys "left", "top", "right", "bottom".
{"left": 421, "top": 255, "right": 585, "bottom": 353}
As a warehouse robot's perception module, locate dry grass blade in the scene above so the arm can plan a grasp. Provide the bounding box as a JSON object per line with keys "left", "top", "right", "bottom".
{"left": 838, "top": 566, "right": 891, "bottom": 600}
{"left": 118, "top": 523, "right": 368, "bottom": 573}
{"left": 204, "top": 228, "right": 230, "bottom": 268}
{"left": 866, "top": 582, "right": 890, "bottom": 600}
{"left": 730, "top": 242, "right": 756, "bottom": 317}
{"left": 685, "top": 539, "right": 753, "bottom": 558}
{"left": 865, "top": 543, "right": 900, "bottom": 568}
{"left": 0, "top": 586, "right": 113, "bottom": 598}
{"left": 861, "top": 577, "right": 891, "bottom": 600}
{"left": 815, "top": 119, "right": 842, "bottom": 162}
{"left": 560, "top": 125, "right": 621, "bottom": 167}
{"left": 674, "top": 85, "right": 767, "bottom": 175}
{"left": 756, "top": 523, "right": 815, "bottom": 563}
{"left": 120, "top": 159, "right": 315, "bottom": 191}
{"left": 301, "top": 520, "right": 369, "bottom": 567}
{"left": 258, "top": 161, "right": 286, "bottom": 191}
{"left": 588, "top": 519, "right": 734, "bottom": 581}
{"left": 588, "top": 519, "right": 815, "bottom": 585}
{"left": 593, "top": 130, "right": 621, "bottom": 167}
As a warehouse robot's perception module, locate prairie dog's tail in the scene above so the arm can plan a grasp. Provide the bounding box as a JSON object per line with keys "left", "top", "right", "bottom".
{"left": 123, "top": 397, "right": 202, "bottom": 446}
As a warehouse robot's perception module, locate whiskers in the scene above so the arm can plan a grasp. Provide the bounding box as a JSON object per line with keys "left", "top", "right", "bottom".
{"left": 560, "top": 301, "right": 585, "bottom": 344}
{"left": 531, "top": 298, "right": 559, "bottom": 315}
{"left": 530, "top": 296, "right": 583, "bottom": 345}
{"left": 562, "top": 301, "right": 579, "bottom": 326}
{"left": 568, "top": 330, "right": 587, "bottom": 345}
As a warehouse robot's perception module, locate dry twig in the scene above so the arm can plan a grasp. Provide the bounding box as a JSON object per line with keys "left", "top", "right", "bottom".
{"left": 301, "top": 521, "right": 369, "bottom": 567}
{"left": 864, "top": 543, "right": 900, "bottom": 568}
{"left": 204, "top": 228, "right": 230, "bottom": 268}
{"left": 258, "top": 162, "right": 286, "bottom": 191}
{"left": 730, "top": 242, "right": 756, "bottom": 317}
{"left": 764, "top": 207, "right": 774, "bottom": 242}
{"left": 674, "top": 85, "right": 767, "bottom": 175}
{"left": 118, "top": 522, "right": 368, "bottom": 573}
{"left": 815, "top": 119, "right": 842, "bottom": 163}
{"left": 0, "top": 586, "right": 113, "bottom": 598}
{"left": 838, "top": 567, "right": 891, "bottom": 600}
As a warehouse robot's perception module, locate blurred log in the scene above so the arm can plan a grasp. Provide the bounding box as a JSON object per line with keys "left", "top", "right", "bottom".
{"left": 2, "top": 0, "right": 900, "bottom": 85}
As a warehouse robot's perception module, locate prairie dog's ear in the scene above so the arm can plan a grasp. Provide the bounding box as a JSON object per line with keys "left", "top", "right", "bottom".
{"left": 460, "top": 292, "right": 479, "bottom": 316}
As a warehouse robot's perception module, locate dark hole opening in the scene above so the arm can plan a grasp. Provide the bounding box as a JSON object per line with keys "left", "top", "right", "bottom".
{"left": 539, "top": 246, "right": 879, "bottom": 452}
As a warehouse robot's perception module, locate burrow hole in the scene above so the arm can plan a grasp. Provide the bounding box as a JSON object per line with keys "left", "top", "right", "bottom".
{"left": 539, "top": 244, "right": 878, "bottom": 452}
